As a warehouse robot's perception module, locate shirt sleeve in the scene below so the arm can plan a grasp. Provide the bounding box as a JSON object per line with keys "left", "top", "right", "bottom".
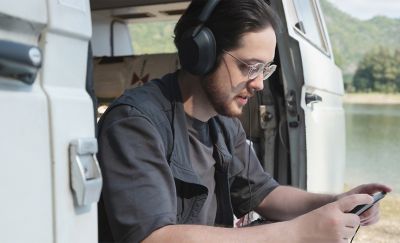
{"left": 98, "top": 105, "right": 177, "bottom": 242}
{"left": 229, "top": 118, "right": 279, "bottom": 218}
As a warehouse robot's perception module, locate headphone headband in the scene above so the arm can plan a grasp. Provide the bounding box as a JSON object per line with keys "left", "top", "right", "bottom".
{"left": 198, "top": 0, "right": 220, "bottom": 23}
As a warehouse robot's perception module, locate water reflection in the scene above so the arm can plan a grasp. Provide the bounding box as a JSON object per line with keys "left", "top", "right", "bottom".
{"left": 345, "top": 104, "right": 400, "bottom": 194}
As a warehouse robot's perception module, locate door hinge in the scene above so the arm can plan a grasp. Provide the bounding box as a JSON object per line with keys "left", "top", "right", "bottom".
{"left": 69, "top": 138, "right": 102, "bottom": 207}
{"left": 286, "top": 90, "right": 300, "bottom": 128}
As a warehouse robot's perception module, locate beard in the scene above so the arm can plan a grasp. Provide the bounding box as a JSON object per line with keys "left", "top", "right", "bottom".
{"left": 201, "top": 76, "right": 243, "bottom": 117}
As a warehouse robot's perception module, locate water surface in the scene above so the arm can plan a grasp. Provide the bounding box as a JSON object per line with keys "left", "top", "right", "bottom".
{"left": 345, "top": 104, "right": 400, "bottom": 194}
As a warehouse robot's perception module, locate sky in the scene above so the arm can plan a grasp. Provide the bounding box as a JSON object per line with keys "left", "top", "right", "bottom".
{"left": 326, "top": 0, "right": 400, "bottom": 20}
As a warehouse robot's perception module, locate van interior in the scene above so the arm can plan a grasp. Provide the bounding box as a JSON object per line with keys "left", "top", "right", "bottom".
{"left": 89, "top": 0, "right": 306, "bottom": 189}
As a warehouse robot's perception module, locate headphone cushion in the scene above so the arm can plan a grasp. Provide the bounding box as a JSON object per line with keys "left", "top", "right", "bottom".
{"left": 178, "top": 26, "right": 216, "bottom": 75}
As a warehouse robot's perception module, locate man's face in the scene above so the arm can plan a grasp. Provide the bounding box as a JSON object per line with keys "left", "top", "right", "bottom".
{"left": 202, "top": 26, "right": 277, "bottom": 117}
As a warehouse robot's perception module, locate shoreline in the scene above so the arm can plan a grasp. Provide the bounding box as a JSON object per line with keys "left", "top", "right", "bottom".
{"left": 343, "top": 93, "right": 400, "bottom": 105}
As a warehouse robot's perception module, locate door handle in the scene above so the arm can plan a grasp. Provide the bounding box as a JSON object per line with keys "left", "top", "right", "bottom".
{"left": 305, "top": 92, "right": 322, "bottom": 105}
{"left": 0, "top": 39, "right": 42, "bottom": 85}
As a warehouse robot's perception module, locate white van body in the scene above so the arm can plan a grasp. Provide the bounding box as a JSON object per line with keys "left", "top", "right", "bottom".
{"left": 0, "top": 0, "right": 345, "bottom": 242}
{"left": 279, "top": 0, "right": 346, "bottom": 193}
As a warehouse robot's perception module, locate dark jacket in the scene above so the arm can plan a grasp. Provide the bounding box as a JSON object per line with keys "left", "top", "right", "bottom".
{"left": 97, "top": 72, "right": 278, "bottom": 243}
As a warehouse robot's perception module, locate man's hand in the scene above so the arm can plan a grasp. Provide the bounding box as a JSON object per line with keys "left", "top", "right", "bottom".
{"left": 337, "top": 183, "right": 392, "bottom": 226}
{"left": 144, "top": 195, "right": 370, "bottom": 243}
{"left": 289, "top": 194, "right": 373, "bottom": 243}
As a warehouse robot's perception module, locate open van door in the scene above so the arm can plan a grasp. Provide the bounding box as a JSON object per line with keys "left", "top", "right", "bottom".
{"left": 0, "top": 1, "right": 52, "bottom": 242}
{"left": 0, "top": 0, "right": 100, "bottom": 242}
{"left": 270, "top": 0, "right": 346, "bottom": 193}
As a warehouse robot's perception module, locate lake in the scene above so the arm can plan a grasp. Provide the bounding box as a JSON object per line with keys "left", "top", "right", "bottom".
{"left": 345, "top": 104, "right": 400, "bottom": 194}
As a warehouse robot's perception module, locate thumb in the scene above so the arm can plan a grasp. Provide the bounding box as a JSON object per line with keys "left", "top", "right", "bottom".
{"left": 337, "top": 194, "right": 373, "bottom": 212}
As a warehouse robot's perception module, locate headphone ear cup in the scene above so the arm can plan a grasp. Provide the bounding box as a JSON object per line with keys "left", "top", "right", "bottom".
{"left": 178, "top": 26, "right": 216, "bottom": 75}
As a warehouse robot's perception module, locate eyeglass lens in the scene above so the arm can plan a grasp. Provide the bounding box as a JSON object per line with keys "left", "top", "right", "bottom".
{"left": 248, "top": 63, "right": 277, "bottom": 80}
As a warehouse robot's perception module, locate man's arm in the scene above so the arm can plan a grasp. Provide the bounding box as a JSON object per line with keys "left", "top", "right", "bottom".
{"left": 143, "top": 194, "right": 373, "bottom": 243}
{"left": 143, "top": 223, "right": 291, "bottom": 243}
{"left": 255, "top": 184, "right": 392, "bottom": 223}
{"left": 255, "top": 185, "right": 336, "bottom": 221}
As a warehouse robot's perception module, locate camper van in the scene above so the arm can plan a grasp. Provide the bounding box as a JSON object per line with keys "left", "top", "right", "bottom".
{"left": 0, "top": 0, "right": 345, "bottom": 242}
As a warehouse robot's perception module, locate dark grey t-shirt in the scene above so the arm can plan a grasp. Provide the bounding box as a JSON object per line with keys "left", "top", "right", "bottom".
{"left": 98, "top": 74, "right": 280, "bottom": 243}
{"left": 185, "top": 114, "right": 217, "bottom": 225}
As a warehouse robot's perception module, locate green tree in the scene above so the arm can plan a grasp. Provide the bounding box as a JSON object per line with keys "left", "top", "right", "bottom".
{"left": 129, "top": 21, "right": 177, "bottom": 54}
{"left": 353, "top": 47, "right": 400, "bottom": 93}
{"left": 320, "top": 0, "right": 400, "bottom": 92}
{"left": 395, "top": 50, "right": 400, "bottom": 90}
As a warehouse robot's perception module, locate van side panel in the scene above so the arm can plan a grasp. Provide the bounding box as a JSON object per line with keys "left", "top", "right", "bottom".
{"left": 0, "top": 0, "right": 47, "bottom": 24}
{"left": 299, "top": 41, "right": 345, "bottom": 194}
{"left": 41, "top": 33, "right": 97, "bottom": 243}
{"left": 0, "top": 1, "right": 52, "bottom": 242}
{"left": 0, "top": 85, "right": 53, "bottom": 243}
{"left": 41, "top": 0, "right": 97, "bottom": 242}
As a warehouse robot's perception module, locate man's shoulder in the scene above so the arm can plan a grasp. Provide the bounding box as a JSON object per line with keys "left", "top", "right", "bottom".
{"left": 112, "top": 73, "right": 178, "bottom": 115}
{"left": 98, "top": 73, "right": 178, "bottom": 130}
{"left": 120, "top": 79, "right": 172, "bottom": 109}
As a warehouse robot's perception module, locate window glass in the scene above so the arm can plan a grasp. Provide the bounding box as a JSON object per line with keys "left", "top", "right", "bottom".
{"left": 128, "top": 20, "right": 177, "bottom": 54}
{"left": 292, "top": 0, "right": 327, "bottom": 51}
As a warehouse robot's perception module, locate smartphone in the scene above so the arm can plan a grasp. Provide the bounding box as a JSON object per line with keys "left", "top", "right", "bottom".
{"left": 349, "top": 191, "right": 386, "bottom": 216}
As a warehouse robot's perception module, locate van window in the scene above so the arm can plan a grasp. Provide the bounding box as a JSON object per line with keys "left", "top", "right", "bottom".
{"left": 292, "top": 0, "right": 327, "bottom": 52}
{"left": 129, "top": 20, "right": 177, "bottom": 54}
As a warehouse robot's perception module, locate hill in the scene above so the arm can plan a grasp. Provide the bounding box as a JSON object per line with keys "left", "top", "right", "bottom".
{"left": 320, "top": 0, "right": 400, "bottom": 85}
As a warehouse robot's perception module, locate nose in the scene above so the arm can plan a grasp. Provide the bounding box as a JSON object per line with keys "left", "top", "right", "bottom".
{"left": 248, "top": 74, "right": 264, "bottom": 92}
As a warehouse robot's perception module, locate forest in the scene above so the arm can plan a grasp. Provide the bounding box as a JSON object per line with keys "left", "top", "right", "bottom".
{"left": 320, "top": 0, "right": 400, "bottom": 93}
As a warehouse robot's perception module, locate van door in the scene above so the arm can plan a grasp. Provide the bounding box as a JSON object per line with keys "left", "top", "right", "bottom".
{"left": 271, "top": 0, "right": 346, "bottom": 193}
{"left": 0, "top": 0, "right": 100, "bottom": 242}
{"left": 0, "top": 1, "right": 52, "bottom": 242}
{"left": 41, "top": 0, "right": 100, "bottom": 242}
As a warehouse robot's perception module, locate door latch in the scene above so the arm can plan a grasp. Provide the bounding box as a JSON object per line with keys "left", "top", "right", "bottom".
{"left": 305, "top": 92, "right": 323, "bottom": 105}
{"left": 69, "top": 138, "right": 102, "bottom": 207}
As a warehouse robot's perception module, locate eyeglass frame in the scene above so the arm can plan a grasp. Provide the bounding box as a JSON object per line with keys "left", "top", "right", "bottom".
{"left": 222, "top": 50, "right": 277, "bottom": 80}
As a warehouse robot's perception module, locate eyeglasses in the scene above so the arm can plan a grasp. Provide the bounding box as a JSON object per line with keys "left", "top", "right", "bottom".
{"left": 223, "top": 50, "right": 277, "bottom": 80}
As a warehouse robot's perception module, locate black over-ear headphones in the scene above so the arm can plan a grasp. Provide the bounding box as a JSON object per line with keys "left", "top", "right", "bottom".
{"left": 178, "top": 0, "right": 220, "bottom": 76}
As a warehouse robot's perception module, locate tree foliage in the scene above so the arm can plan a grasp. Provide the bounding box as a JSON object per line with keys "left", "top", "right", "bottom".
{"left": 128, "top": 21, "right": 177, "bottom": 54}
{"left": 320, "top": 0, "right": 400, "bottom": 92}
{"left": 353, "top": 47, "right": 400, "bottom": 93}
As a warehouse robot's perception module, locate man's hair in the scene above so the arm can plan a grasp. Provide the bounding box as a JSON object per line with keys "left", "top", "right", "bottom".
{"left": 174, "top": 0, "right": 280, "bottom": 71}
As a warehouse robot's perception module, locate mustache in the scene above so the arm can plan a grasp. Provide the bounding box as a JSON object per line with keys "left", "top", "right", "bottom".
{"left": 238, "top": 88, "right": 256, "bottom": 98}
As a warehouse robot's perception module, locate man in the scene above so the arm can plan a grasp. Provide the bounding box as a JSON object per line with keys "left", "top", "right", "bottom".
{"left": 97, "top": 0, "right": 391, "bottom": 242}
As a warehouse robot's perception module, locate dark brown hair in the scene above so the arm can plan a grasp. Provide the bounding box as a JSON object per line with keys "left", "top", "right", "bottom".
{"left": 174, "top": 0, "right": 280, "bottom": 70}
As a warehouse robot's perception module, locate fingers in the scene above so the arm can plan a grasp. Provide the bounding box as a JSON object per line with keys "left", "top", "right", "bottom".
{"left": 344, "top": 213, "right": 360, "bottom": 228}
{"left": 337, "top": 194, "right": 373, "bottom": 212}
{"left": 361, "top": 211, "right": 379, "bottom": 226}
{"left": 351, "top": 183, "right": 392, "bottom": 195}
{"left": 343, "top": 215, "right": 361, "bottom": 241}
{"left": 373, "top": 183, "right": 392, "bottom": 193}
{"left": 360, "top": 204, "right": 380, "bottom": 226}
{"left": 342, "top": 225, "right": 359, "bottom": 240}
{"left": 359, "top": 202, "right": 378, "bottom": 218}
